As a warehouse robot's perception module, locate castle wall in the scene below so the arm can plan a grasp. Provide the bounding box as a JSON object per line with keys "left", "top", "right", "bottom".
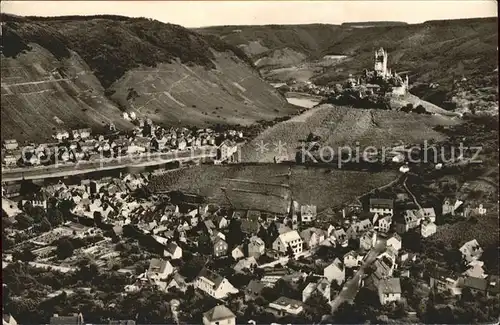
{"left": 392, "top": 86, "right": 407, "bottom": 96}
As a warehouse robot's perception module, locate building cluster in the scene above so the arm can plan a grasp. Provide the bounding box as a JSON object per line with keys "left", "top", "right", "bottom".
{"left": 1, "top": 143, "right": 496, "bottom": 325}
{"left": 1, "top": 119, "right": 242, "bottom": 168}
{"left": 345, "top": 47, "right": 410, "bottom": 96}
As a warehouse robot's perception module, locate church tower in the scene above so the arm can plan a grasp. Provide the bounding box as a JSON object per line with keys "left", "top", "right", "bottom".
{"left": 374, "top": 47, "right": 388, "bottom": 77}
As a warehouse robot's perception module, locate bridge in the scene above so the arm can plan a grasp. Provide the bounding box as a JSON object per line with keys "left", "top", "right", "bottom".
{"left": 1, "top": 147, "right": 218, "bottom": 182}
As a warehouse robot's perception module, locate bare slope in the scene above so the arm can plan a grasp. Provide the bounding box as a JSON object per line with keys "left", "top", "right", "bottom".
{"left": 1, "top": 14, "right": 289, "bottom": 142}
{"left": 148, "top": 164, "right": 398, "bottom": 212}
{"left": 240, "top": 104, "right": 460, "bottom": 163}
{"left": 198, "top": 18, "right": 498, "bottom": 112}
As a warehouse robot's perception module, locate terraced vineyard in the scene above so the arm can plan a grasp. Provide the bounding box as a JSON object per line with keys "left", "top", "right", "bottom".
{"left": 240, "top": 104, "right": 460, "bottom": 162}
{"left": 148, "top": 164, "right": 398, "bottom": 212}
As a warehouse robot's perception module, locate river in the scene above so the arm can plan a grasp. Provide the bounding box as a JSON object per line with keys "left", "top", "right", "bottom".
{"left": 286, "top": 96, "right": 321, "bottom": 108}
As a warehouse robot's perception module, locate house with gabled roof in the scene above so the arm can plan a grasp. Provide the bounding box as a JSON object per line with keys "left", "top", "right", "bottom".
{"left": 147, "top": 258, "right": 174, "bottom": 280}
{"left": 300, "top": 204, "right": 317, "bottom": 223}
{"left": 213, "top": 237, "right": 228, "bottom": 258}
{"left": 3, "top": 314, "right": 17, "bottom": 325}
{"left": 417, "top": 207, "right": 436, "bottom": 223}
{"left": 429, "top": 269, "right": 463, "bottom": 296}
{"left": 462, "top": 276, "right": 488, "bottom": 295}
{"left": 49, "top": 313, "right": 84, "bottom": 325}
{"left": 248, "top": 235, "right": 265, "bottom": 258}
{"left": 302, "top": 277, "right": 331, "bottom": 303}
{"left": 332, "top": 228, "right": 348, "bottom": 247}
{"left": 213, "top": 214, "right": 229, "bottom": 229}
{"left": 164, "top": 242, "right": 182, "bottom": 260}
{"left": 267, "top": 297, "right": 304, "bottom": 317}
{"left": 245, "top": 279, "right": 267, "bottom": 301}
{"left": 231, "top": 245, "right": 245, "bottom": 260}
{"left": 421, "top": 219, "right": 437, "bottom": 238}
{"left": 203, "top": 305, "right": 236, "bottom": 325}
{"left": 386, "top": 233, "right": 402, "bottom": 251}
{"left": 378, "top": 277, "right": 402, "bottom": 304}
{"left": 165, "top": 273, "right": 188, "bottom": 293}
{"left": 344, "top": 250, "right": 364, "bottom": 268}
{"left": 459, "top": 239, "right": 483, "bottom": 264}
{"left": 300, "top": 227, "right": 326, "bottom": 250}
{"left": 272, "top": 230, "right": 303, "bottom": 256}
{"left": 195, "top": 268, "right": 238, "bottom": 299}
{"left": 369, "top": 198, "right": 394, "bottom": 216}
{"left": 395, "top": 210, "right": 421, "bottom": 233}
{"left": 324, "top": 258, "right": 345, "bottom": 285}
{"left": 233, "top": 256, "right": 258, "bottom": 274}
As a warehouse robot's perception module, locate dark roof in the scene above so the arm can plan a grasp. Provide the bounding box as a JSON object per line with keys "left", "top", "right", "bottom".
{"left": 463, "top": 276, "right": 488, "bottom": 291}
{"left": 240, "top": 219, "right": 261, "bottom": 234}
{"left": 378, "top": 277, "right": 402, "bottom": 294}
{"left": 246, "top": 210, "right": 262, "bottom": 221}
{"left": 246, "top": 280, "right": 266, "bottom": 295}
{"left": 198, "top": 268, "right": 224, "bottom": 288}
{"left": 370, "top": 198, "right": 394, "bottom": 209}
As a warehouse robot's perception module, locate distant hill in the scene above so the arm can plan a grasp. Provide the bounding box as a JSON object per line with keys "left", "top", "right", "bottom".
{"left": 341, "top": 21, "right": 408, "bottom": 28}
{"left": 198, "top": 17, "right": 498, "bottom": 113}
{"left": 0, "top": 14, "right": 290, "bottom": 142}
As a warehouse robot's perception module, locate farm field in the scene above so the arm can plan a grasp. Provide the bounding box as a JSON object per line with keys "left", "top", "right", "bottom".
{"left": 148, "top": 164, "right": 399, "bottom": 212}
{"left": 240, "top": 104, "right": 460, "bottom": 162}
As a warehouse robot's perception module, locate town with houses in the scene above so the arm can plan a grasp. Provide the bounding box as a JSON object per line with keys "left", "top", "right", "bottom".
{"left": 2, "top": 116, "right": 242, "bottom": 169}
{"left": 2, "top": 130, "right": 498, "bottom": 324}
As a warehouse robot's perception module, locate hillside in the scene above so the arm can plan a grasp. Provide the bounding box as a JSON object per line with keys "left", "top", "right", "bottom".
{"left": 240, "top": 104, "right": 460, "bottom": 163}
{"left": 0, "top": 14, "right": 290, "bottom": 142}
{"left": 198, "top": 17, "right": 498, "bottom": 113}
{"left": 148, "top": 164, "right": 398, "bottom": 212}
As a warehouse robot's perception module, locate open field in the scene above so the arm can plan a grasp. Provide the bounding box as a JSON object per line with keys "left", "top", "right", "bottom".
{"left": 240, "top": 104, "right": 460, "bottom": 162}
{"left": 148, "top": 164, "right": 399, "bottom": 212}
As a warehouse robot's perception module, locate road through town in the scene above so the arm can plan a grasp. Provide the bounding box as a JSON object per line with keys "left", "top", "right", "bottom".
{"left": 1, "top": 147, "right": 217, "bottom": 182}
{"left": 330, "top": 238, "right": 387, "bottom": 312}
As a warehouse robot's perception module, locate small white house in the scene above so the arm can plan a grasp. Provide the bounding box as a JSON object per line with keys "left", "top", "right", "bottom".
{"left": 421, "top": 220, "right": 437, "bottom": 238}
{"left": 202, "top": 305, "right": 236, "bottom": 325}
{"left": 378, "top": 278, "right": 402, "bottom": 304}
{"left": 324, "top": 258, "right": 345, "bottom": 285}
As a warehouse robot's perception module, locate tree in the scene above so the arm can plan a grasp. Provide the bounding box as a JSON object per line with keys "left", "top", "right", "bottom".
{"left": 47, "top": 207, "right": 64, "bottom": 226}
{"left": 93, "top": 211, "right": 103, "bottom": 226}
{"left": 13, "top": 248, "right": 35, "bottom": 262}
{"left": 304, "top": 292, "right": 331, "bottom": 322}
{"left": 414, "top": 105, "right": 427, "bottom": 114}
{"left": 39, "top": 217, "right": 52, "bottom": 232}
{"left": 56, "top": 238, "right": 74, "bottom": 260}
{"left": 286, "top": 245, "right": 295, "bottom": 258}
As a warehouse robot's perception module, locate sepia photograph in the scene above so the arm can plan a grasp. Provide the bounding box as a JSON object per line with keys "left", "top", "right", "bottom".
{"left": 0, "top": 1, "right": 498, "bottom": 324}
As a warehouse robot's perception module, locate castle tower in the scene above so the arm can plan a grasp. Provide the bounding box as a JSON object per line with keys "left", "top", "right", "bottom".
{"left": 374, "top": 47, "right": 388, "bottom": 77}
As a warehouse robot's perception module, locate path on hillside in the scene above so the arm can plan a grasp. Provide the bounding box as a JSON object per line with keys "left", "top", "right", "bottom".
{"left": 403, "top": 176, "right": 423, "bottom": 210}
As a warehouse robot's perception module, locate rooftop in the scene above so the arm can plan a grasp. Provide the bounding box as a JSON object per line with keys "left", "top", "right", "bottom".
{"left": 203, "top": 305, "right": 235, "bottom": 322}
{"left": 378, "top": 277, "right": 402, "bottom": 294}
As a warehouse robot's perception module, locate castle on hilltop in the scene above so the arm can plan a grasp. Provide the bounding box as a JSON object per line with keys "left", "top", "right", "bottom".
{"left": 373, "top": 47, "right": 409, "bottom": 95}
{"left": 346, "top": 47, "right": 409, "bottom": 96}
